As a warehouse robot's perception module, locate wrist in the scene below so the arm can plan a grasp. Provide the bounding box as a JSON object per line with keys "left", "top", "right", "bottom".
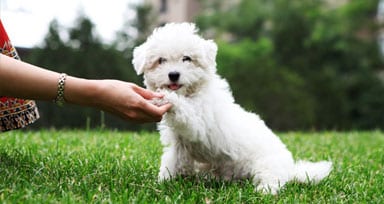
{"left": 53, "top": 73, "right": 67, "bottom": 106}
{"left": 63, "top": 77, "right": 100, "bottom": 107}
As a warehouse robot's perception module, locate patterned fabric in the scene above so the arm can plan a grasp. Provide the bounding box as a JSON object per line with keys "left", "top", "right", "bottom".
{"left": 0, "top": 20, "right": 40, "bottom": 132}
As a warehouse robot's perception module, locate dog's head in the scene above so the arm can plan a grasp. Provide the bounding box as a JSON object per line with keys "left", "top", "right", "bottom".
{"left": 132, "top": 23, "right": 217, "bottom": 96}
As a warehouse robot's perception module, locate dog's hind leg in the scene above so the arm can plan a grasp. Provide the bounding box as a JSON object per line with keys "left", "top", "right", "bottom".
{"left": 250, "top": 158, "right": 293, "bottom": 194}
{"left": 253, "top": 174, "right": 284, "bottom": 195}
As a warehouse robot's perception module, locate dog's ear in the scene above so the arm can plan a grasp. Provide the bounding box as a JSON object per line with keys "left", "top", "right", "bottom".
{"left": 201, "top": 39, "right": 218, "bottom": 70}
{"left": 132, "top": 43, "right": 148, "bottom": 75}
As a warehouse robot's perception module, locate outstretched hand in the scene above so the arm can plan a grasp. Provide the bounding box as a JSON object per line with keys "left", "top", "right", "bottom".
{"left": 75, "top": 80, "right": 172, "bottom": 123}
{"left": 65, "top": 77, "right": 172, "bottom": 123}
{"left": 0, "top": 54, "right": 172, "bottom": 123}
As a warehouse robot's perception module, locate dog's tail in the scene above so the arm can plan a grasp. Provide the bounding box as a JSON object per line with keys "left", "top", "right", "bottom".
{"left": 293, "top": 160, "right": 332, "bottom": 183}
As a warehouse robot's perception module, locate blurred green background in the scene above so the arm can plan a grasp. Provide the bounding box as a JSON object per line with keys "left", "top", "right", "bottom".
{"left": 16, "top": 0, "right": 384, "bottom": 131}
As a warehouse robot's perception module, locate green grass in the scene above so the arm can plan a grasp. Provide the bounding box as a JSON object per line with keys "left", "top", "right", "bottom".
{"left": 0, "top": 130, "right": 383, "bottom": 203}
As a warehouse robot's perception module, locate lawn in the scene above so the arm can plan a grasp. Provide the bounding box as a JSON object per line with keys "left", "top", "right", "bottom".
{"left": 0, "top": 130, "right": 383, "bottom": 203}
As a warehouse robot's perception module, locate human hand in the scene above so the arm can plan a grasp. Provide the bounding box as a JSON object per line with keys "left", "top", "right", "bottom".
{"left": 65, "top": 79, "right": 172, "bottom": 123}
{"left": 95, "top": 80, "right": 172, "bottom": 123}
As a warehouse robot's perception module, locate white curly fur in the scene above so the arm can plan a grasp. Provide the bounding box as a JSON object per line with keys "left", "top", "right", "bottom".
{"left": 132, "top": 22, "right": 332, "bottom": 194}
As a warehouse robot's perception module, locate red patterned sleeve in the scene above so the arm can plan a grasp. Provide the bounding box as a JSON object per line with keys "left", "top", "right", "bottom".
{"left": 0, "top": 20, "right": 40, "bottom": 132}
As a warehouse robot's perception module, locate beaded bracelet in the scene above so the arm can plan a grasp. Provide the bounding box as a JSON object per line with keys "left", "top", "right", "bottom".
{"left": 54, "top": 73, "right": 67, "bottom": 106}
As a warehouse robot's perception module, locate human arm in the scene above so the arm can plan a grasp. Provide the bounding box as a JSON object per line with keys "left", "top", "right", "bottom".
{"left": 0, "top": 54, "right": 171, "bottom": 122}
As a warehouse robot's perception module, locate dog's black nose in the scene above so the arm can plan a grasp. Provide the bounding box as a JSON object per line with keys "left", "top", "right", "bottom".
{"left": 168, "top": 72, "right": 180, "bottom": 82}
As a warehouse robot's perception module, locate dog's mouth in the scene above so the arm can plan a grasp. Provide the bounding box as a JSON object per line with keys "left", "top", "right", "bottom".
{"left": 167, "top": 83, "right": 182, "bottom": 91}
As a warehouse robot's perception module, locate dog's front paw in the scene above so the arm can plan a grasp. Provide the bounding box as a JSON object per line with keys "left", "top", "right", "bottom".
{"left": 163, "top": 91, "right": 179, "bottom": 105}
{"left": 149, "top": 97, "right": 169, "bottom": 107}
{"left": 161, "top": 91, "right": 183, "bottom": 115}
{"left": 150, "top": 90, "right": 181, "bottom": 113}
{"left": 158, "top": 168, "right": 173, "bottom": 182}
{"left": 152, "top": 89, "right": 180, "bottom": 108}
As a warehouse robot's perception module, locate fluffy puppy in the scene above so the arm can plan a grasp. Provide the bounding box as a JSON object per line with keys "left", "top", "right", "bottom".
{"left": 132, "top": 23, "right": 332, "bottom": 194}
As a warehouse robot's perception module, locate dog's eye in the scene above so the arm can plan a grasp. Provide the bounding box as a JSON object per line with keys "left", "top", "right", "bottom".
{"left": 182, "top": 56, "right": 192, "bottom": 62}
{"left": 158, "top": 57, "right": 167, "bottom": 64}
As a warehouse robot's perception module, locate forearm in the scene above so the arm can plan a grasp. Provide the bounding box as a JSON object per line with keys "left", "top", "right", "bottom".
{"left": 0, "top": 54, "right": 59, "bottom": 100}
{"left": 0, "top": 54, "right": 97, "bottom": 106}
{"left": 64, "top": 76, "right": 100, "bottom": 107}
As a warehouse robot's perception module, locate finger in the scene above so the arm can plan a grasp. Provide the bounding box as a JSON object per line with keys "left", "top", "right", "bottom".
{"left": 127, "top": 102, "right": 171, "bottom": 123}
{"left": 135, "top": 111, "right": 162, "bottom": 123}
{"left": 138, "top": 107, "right": 166, "bottom": 122}
{"left": 140, "top": 99, "right": 172, "bottom": 117}
{"left": 158, "top": 103, "right": 173, "bottom": 114}
{"left": 133, "top": 85, "right": 163, "bottom": 100}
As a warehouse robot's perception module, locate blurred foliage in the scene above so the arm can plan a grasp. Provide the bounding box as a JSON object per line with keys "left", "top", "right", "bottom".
{"left": 198, "top": 0, "right": 384, "bottom": 130}
{"left": 21, "top": 0, "right": 384, "bottom": 131}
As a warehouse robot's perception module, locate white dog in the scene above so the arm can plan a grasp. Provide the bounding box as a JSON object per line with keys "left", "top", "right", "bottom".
{"left": 132, "top": 23, "right": 332, "bottom": 194}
